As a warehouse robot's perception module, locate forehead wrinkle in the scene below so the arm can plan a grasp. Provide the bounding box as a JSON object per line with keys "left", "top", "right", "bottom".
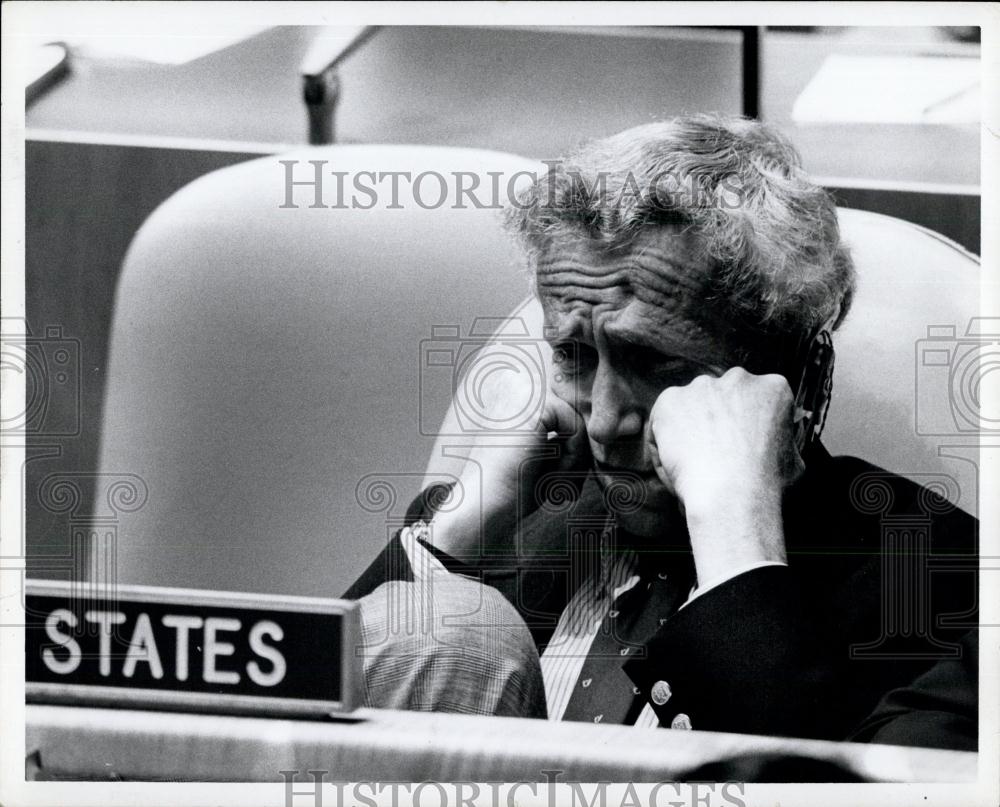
{"left": 536, "top": 266, "right": 632, "bottom": 293}
{"left": 538, "top": 237, "right": 709, "bottom": 303}
{"left": 537, "top": 250, "right": 634, "bottom": 284}
{"left": 630, "top": 249, "right": 708, "bottom": 288}
{"left": 601, "top": 299, "right": 728, "bottom": 366}
{"left": 535, "top": 228, "right": 720, "bottom": 350}
{"left": 537, "top": 283, "right": 630, "bottom": 315}
{"left": 627, "top": 267, "right": 708, "bottom": 322}
{"left": 628, "top": 240, "right": 711, "bottom": 291}
{"left": 536, "top": 257, "right": 633, "bottom": 312}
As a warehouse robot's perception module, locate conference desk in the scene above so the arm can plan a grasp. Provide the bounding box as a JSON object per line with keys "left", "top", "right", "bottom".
{"left": 27, "top": 26, "right": 746, "bottom": 156}
{"left": 25, "top": 704, "right": 977, "bottom": 783}
{"left": 26, "top": 26, "right": 980, "bottom": 186}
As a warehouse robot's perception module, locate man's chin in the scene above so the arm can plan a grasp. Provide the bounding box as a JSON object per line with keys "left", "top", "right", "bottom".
{"left": 613, "top": 505, "right": 687, "bottom": 541}
{"left": 593, "top": 471, "right": 683, "bottom": 539}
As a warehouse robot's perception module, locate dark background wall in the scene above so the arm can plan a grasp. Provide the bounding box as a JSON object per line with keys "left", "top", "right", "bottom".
{"left": 23, "top": 141, "right": 262, "bottom": 578}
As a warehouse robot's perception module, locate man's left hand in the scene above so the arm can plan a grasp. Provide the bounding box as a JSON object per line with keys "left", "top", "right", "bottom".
{"left": 646, "top": 367, "right": 805, "bottom": 586}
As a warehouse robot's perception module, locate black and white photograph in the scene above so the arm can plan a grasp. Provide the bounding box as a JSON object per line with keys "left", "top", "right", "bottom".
{"left": 1, "top": 2, "right": 997, "bottom": 806}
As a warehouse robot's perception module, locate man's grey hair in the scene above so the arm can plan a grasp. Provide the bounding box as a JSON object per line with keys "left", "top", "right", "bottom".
{"left": 505, "top": 114, "right": 856, "bottom": 351}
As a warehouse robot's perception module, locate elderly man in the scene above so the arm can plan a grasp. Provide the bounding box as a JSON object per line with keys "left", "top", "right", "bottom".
{"left": 345, "top": 115, "right": 977, "bottom": 747}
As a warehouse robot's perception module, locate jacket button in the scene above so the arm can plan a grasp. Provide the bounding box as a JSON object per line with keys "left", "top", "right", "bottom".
{"left": 650, "top": 680, "right": 672, "bottom": 705}
{"left": 671, "top": 713, "right": 692, "bottom": 730}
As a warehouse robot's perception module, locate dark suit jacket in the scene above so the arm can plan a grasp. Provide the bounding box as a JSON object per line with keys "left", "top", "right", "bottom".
{"left": 344, "top": 444, "right": 978, "bottom": 749}
{"left": 848, "top": 629, "right": 978, "bottom": 751}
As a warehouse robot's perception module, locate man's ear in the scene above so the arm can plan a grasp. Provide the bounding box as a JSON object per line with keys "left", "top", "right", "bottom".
{"left": 792, "top": 329, "right": 835, "bottom": 452}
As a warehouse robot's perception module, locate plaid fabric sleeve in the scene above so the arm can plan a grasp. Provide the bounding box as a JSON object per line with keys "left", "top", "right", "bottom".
{"left": 357, "top": 577, "right": 547, "bottom": 718}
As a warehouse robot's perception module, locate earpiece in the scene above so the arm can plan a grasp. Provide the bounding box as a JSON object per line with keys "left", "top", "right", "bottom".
{"left": 792, "top": 329, "right": 835, "bottom": 452}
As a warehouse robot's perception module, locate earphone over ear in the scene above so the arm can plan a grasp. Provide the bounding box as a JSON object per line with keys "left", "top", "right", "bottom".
{"left": 792, "top": 329, "right": 835, "bottom": 453}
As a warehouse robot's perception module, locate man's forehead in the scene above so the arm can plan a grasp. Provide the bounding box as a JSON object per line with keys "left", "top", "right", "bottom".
{"left": 534, "top": 227, "right": 716, "bottom": 325}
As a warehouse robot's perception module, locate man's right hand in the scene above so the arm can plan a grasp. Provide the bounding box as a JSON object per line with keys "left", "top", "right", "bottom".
{"left": 429, "top": 342, "right": 591, "bottom": 557}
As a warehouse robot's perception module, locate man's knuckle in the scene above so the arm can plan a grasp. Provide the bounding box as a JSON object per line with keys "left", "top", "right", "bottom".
{"left": 772, "top": 376, "right": 794, "bottom": 401}
{"left": 756, "top": 372, "right": 790, "bottom": 394}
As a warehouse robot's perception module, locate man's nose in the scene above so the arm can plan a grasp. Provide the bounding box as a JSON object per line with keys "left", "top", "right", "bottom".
{"left": 584, "top": 365, "right": 644, "bottom": 445}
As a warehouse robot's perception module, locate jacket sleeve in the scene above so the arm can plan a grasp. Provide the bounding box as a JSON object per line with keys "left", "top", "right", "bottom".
{"left": 848, "top": 629, "right": 978, "bottom": 751}
{"left": 623, "top": 455, "right": 979, "bottom": 743}
{"left": 624, "top": 565, "right": 850, "bottom": 739}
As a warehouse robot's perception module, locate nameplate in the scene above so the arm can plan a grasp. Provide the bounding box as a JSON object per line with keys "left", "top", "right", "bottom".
{"left": 25, "top": 580, "right": 361, "bottom": 717}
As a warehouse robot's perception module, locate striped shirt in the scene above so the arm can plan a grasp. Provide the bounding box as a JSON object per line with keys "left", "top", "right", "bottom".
{"left": 400, "top": 515, "right": 786, "bottom": 727}
{"left": 401, "top": 519, "right": 664, "bottom": 726}
{"left": 537, "top": 540, "right": 661, "bottom": 727}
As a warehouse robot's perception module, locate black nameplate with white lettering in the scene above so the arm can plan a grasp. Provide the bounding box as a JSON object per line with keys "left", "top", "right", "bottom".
{"left": 25, "top": 581, "right": 361, "bottom": 717}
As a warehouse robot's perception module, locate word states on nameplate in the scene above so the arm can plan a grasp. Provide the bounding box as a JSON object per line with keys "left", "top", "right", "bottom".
{"left": 25, "top": 580, "right": 361, "bottom": 718}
